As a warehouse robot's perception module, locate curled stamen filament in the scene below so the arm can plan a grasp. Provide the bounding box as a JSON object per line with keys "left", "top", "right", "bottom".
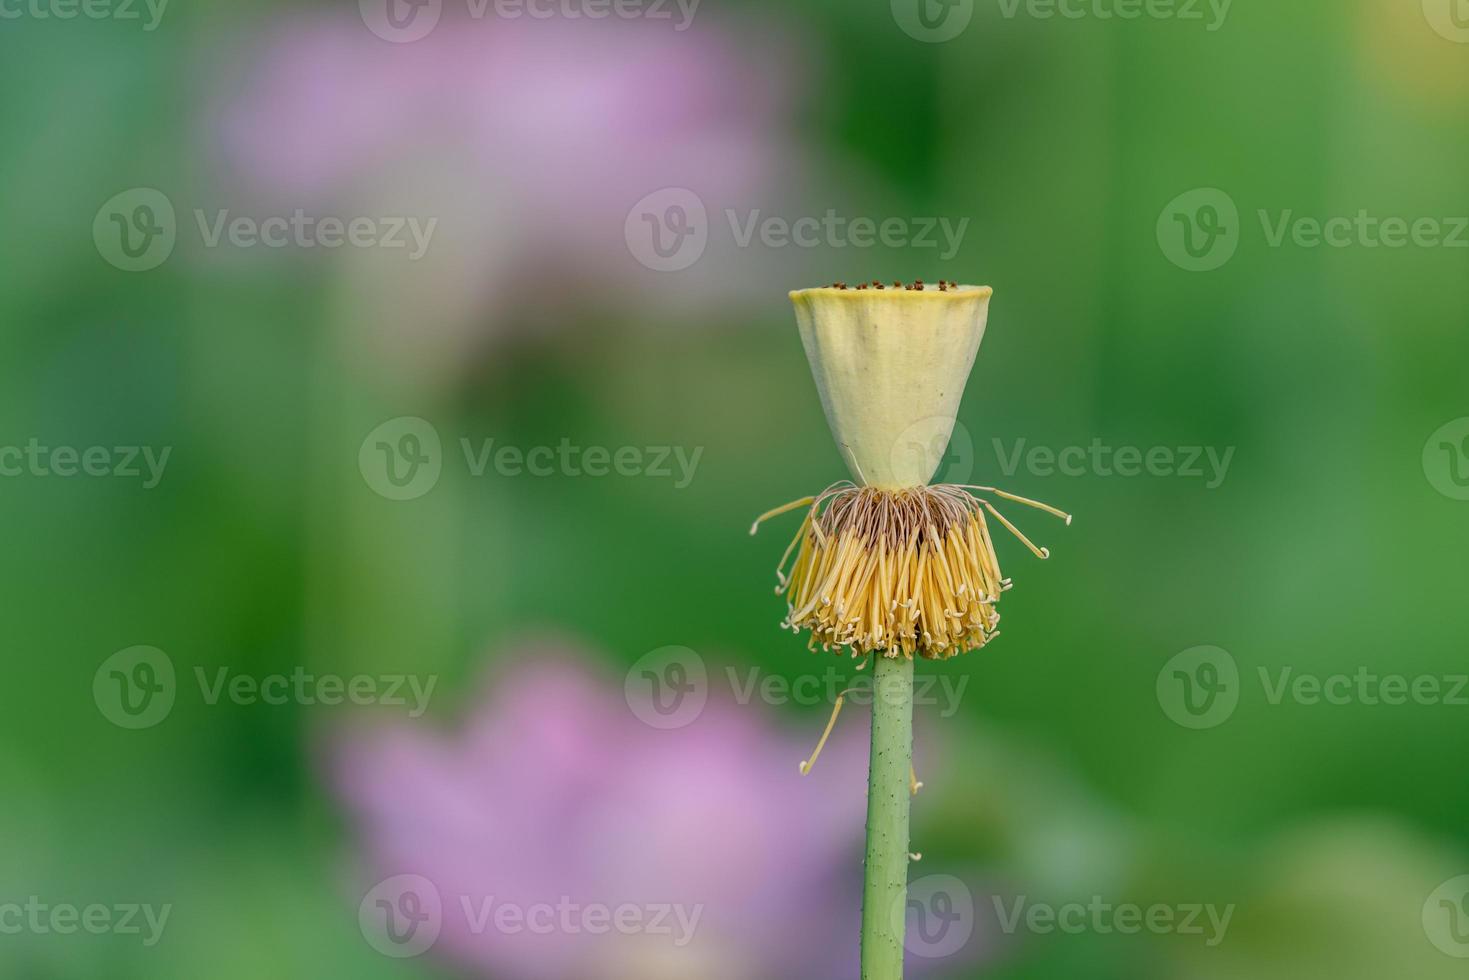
{"left": 750, "top": 495, "right": 817, "bottom": 536}
{"left": 962, "top": 485, "right": 1073, "bottom": 525}
{"left": 799, "top": 689, "right": 853, "bottom": 775}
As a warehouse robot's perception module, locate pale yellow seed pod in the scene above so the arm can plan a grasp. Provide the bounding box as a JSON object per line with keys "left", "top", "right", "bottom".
{"left": 789, "top": 284, "right": 992, "bottom": 489}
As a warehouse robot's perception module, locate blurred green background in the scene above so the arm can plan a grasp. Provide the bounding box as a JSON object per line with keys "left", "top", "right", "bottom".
{"left": 3, "top": 0, "right": 1468, "bottom": 977}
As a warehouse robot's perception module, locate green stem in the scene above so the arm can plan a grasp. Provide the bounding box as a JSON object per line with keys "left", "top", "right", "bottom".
{"left": 861, "top": 653, "right": 914, "bottom": 980}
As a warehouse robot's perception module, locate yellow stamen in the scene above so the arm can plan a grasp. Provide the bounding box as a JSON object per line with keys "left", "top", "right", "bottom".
{"left": 755, "top": 483, "right": 1068, "bottom": 659}
{"left": 799, "top": 689, "right": 852, "bottom": 775}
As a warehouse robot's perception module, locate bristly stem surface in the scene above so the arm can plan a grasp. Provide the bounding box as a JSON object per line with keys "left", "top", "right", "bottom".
{"left": 861, "top": 653, "right": 913, "bottom": 979}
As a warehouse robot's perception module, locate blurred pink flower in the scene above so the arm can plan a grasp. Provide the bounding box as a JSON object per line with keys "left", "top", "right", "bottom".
{"left": 217, "top": 15, "right": 792, "bottom": 222}
{"left": 208, "top": 14, "right": 808, "bottom": 375}
{"left": 331, "top": 638, "right": 871, "bottom": 979}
